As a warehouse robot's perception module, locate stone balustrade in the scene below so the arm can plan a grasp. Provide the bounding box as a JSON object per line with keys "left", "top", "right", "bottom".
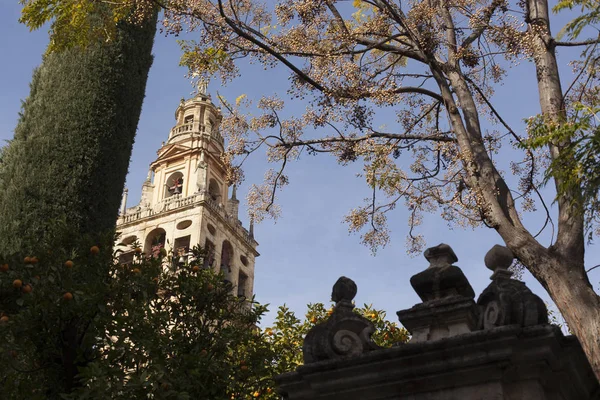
{"left": 117, "top": 192, "right": 255, "bottom": 247}
{"left": 168, "top": 122, "right": 224, "bottom": 145}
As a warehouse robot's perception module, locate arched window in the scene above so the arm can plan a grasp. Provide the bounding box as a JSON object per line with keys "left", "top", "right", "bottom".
{"left": 208, "top": 179, "right": 221, "bottom": 201}
{"left": 204, "top": 239, "right": 215, "bottom": 269}
{"left": 121, "top": 235, "right": 138, "bottom": 247}
{"left": 165, "top": 172, "right": 184, "bottom": 198}
{"left": 144, "top": 228, "right": 166, "bottom": 257}
{"left": 220, "top": 240, "right": 234, "bottom": 280}
{"left": 118, "top": 235, "right": 138, "bottom": 265}
{"left": 237, "top": 271, "right": 248, "bottom": 298}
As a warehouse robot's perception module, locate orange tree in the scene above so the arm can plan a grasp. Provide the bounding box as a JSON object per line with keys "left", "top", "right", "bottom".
{"left": 257, "top": 303, "right": 410, "bottom": 399}
{"left": 0, "top": 240, "right": 274, "bottom": 399}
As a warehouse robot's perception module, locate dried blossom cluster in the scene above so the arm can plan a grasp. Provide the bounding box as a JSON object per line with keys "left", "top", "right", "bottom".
{"left": 71, "top": 0, "right": 598, "bottom": 253}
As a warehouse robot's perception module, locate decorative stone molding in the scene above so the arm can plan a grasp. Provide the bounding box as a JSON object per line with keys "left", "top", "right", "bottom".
{"left": 398, "top": 244, "right": 479, "bottom": 342}
{"left": 303, "top": 277, "right": 379, "bottom": 363}
{"left": 477, "top": 245, "right": 548, "bottom": 329}
{"left": 410, "top": 243, "right": 475, "bottom": 301}
{"left": 277, "top": 244, "right": 598, "bottom": 400}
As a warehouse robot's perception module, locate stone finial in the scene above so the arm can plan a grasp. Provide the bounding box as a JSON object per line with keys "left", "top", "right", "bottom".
{"left": 303, "top": 277, "right": 378, "bottom": 363}
{"left": 477, "top": 245, "right": 548, "bottom": 329}
{"left": 331, "top": 276, "right": 357, "bottom": 307}
{"left": 424, "top": 243, "right": 458, "bottom": 268}
{"left": 410, "top": 244, "right": 475, "bottom": 301}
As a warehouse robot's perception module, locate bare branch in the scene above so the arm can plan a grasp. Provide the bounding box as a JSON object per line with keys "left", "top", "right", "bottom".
{"left": 554, "top": 36, "right": 600, "bottom": 47}
{"left": 275, "top": 131, "right": 454, "bottom": 150}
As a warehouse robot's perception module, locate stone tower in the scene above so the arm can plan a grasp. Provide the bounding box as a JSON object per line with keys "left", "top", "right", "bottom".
{"left": 116, "top": 88, "right": 258, "bottom": 298}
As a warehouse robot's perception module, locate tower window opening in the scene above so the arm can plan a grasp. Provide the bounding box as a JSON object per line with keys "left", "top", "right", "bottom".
{"left": 237, "top": 271, "right": 248, "bottom": 298}
{"left": 184, "top": 114, "right": 194, "bottom": 124}
{"left": 144, "top": 228, "right": 166, "bottom": 257}
{"left": 118, "top": 235, "right": 138, "bottom": 266}
{"left": 220, "top": 240, "right": 233, "bottom": 283}
{"left": 204, "top": 239, "right": 215, "bottom": 269}
{"left": 174, "top": 235, "right": 191, "bottom": 257}
{"left": 165, "top": 172, "right": 184, "bottom": 198}
{"left": 208, "top": 179, "right": 221, "bottom": 201}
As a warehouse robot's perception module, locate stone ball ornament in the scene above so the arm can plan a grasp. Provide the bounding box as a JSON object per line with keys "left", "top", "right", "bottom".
{"left": 484, "top": 244, "right": 514, "bottom": 272}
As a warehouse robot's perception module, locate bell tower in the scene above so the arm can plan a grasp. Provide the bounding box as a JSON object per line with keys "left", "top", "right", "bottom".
{"left": 116, "top": 87, "right": 259, "bottom": 299}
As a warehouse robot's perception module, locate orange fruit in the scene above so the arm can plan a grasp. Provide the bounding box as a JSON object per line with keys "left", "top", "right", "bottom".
{"left": 34, "top": 275, "right": 41, "bottom": 281}
{"left": 30, "top": 257, "right": 39, "bottom": 264}
{"left": 12, "top": 279, "right": 23, "bottom": 289}
{"left": 132, "top": 268, "right": 141, "bottom": 274}
{"left": 192, "top": 266, "right": 200, "bottom": 272}
{"left": 63, "top": 292, "right": 73, "bottom": 301}
{"left": 90, "top": 246, "right": 100, "bottom": 255}
{"left": 267, "top": 330, "right": 274, "bottom": 336}
{"left": 64, "top": 260, "right": 74, "bottom": 268}
{"left": 0, "top": 316, "right": 8, "bottom": 323}
{"left": 24, "top": 256, "right": 31, "bottom": 264}
{"left": 240, "top": 365, "right": 248, "bottom": 371}
{"left": 310, "top": 317, "right": 317, "bottom": 324}
{"left": 206, "top": 284, "right": 214, "bottom": 291}
{"left": 152, "top": 277, "right": 159, "bottom": 283}
{"left": 200, "top": 349, "right": 208, "bottom": 356}
{"left": 134, "top": 247, "right": 142, "bottom": 254}
{"left": 21, "top": 284, "right": 33, "bottom": 294}
{"left": 266, "top": 388, "right": 273, "bottom": 394}
{"left": 0, "top": 264, "right": 8, "bottom": 272}
{"left": 253, "top": 391, "right": 260, "bottom": 398}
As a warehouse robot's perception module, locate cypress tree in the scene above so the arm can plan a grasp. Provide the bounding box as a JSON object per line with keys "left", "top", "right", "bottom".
{"left": 0, "top": 11, "right": 157, "bottom": 256}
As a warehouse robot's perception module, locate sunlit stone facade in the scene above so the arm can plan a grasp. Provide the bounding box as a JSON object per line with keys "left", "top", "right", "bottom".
{"left": 116, "top": 90, "right": 258, "bottom": 298}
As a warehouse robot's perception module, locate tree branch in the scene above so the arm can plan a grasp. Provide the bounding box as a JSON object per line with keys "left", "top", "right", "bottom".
{"left": 554, "top": 37, "right": 600, "bottom": 47}
{"left": 275, "top": 131, "right": 455, "bottom": 150}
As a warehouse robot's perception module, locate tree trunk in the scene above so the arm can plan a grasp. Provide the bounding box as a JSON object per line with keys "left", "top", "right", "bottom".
{"left": 534, "top": 253, "right": 600, "bottom": 382}
{"left": 520, "top": 0, "right": 600, "bottom": 382}
{"left": 548, "top": 265, "right": 600, "bottom": 381}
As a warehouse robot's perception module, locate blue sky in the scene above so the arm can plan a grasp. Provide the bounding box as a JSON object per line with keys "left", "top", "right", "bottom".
{"left": 1, "top": 2, "right": 598, "bottom": 327}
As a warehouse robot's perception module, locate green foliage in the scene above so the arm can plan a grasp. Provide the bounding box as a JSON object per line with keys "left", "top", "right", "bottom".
{"left": 258, "top": 302, "right": 410, "bottom": 399}
{"left": 554, "top": 0, "right": 600, "bottom": 40}
{"left": 0, "top": 9, "right": 156, "bottom": 257}
{"left": 0, "top": 238, "right": 408, "bottom": 399}
{"left": 19, "top": 0, "right": 143, "bottom": 53}
{"left": 0, "top": 239, "right": 276, "bottom": 399}
{"left": 523, "top": 104, "right": 600, "bottom": 234}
